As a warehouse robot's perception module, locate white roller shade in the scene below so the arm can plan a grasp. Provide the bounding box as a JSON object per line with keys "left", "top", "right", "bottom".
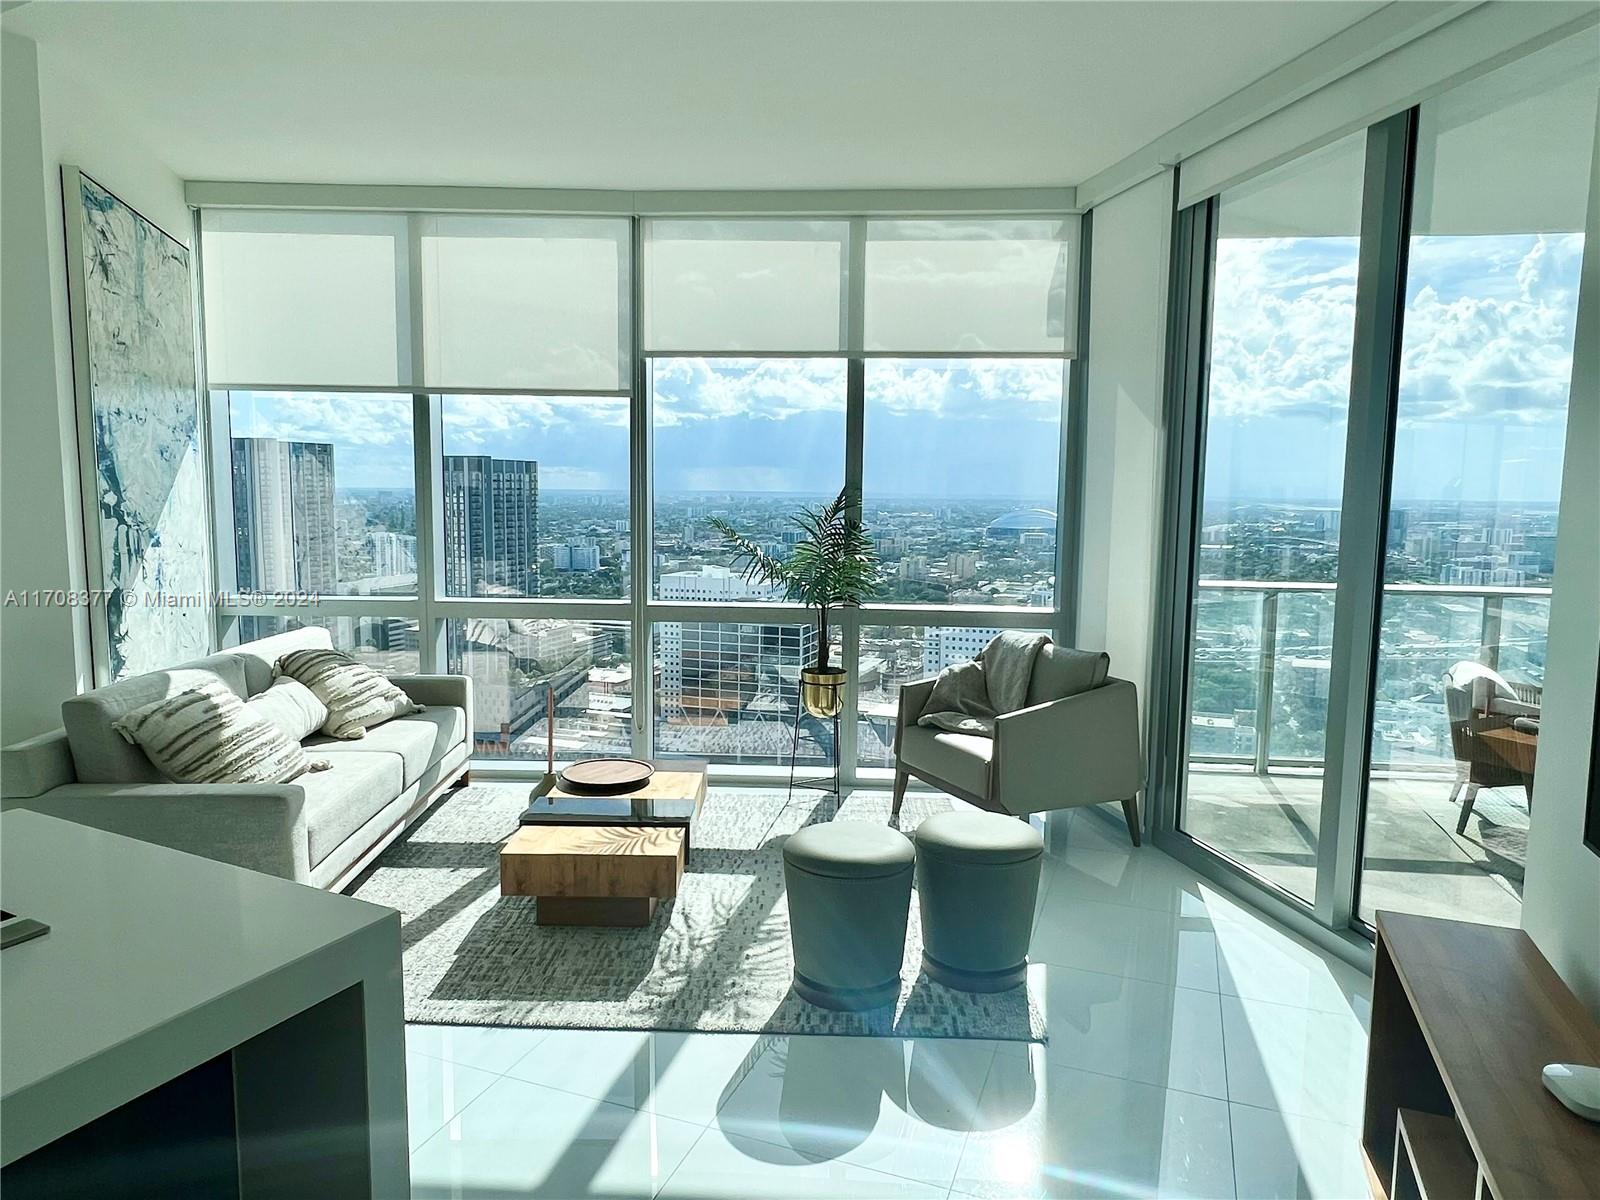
{"left": 420, "top": 215, "right": 630, "bottom": 392}
{"left": 642, "top": 219, "right": 847, "bottom": 353}
{"left": 201, "top": 210, "right": 409, "bottom": 387}
{"left": 863, "top": 218, "right": 1073, "bottom": 354}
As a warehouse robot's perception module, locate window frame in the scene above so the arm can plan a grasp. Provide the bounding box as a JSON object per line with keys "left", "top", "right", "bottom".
{"left": 200, "top": 203, "right": 1081, "bottom": 785}
{"left": 1152, "top": 57, "right": 1593, "bottom": 961}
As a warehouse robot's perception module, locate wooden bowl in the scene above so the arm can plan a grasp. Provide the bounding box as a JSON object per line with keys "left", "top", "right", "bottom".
{"left": 557, "top": 758, "right": 655, "bottom": 794}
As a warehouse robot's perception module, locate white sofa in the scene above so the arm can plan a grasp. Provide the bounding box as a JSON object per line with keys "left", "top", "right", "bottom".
{"left": 0, "top": 627, "right": 471, "bottom": 889}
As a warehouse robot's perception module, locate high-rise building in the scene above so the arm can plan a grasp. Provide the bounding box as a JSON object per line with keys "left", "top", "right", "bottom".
{"left": 553, "top": 542, "right": 601, "bottom": 572}
{"left": 442, "top": 455, "right": 538, "bottom": 595}
{"left": 232, "top": 437, "right": 337, "bottom": 592}
{"left": 655, "top": 566, "right": 812, "bottom": 729}
{"left": 368, "top": 530, "right": 417, "bottom": 578}
{"left": 946, "top": 551, "right": 980, "bottom": 581}
{"left": 658, "top": 565, "right": 776, "bottom": 602}
{"left": 923, "top": 626, "right": 1001, "bottom": 675}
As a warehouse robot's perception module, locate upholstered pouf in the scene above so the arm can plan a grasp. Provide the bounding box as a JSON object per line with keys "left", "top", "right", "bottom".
{"left": 914, "top": 811, "right": 1044, "bottom": 992}
{"left": 783, "top": 822, "right": 915, "bottom": 1010}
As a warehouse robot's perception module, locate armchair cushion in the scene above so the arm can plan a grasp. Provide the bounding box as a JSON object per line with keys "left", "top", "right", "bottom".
{"left": 898, "top": 727, "right": 992, "bottom": 797}
{"left": 1025, "top": 644, "right": 1109, "bottom": 707}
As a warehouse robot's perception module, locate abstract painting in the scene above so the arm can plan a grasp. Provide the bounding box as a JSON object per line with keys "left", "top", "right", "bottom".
{"left": 69, "top": 172, "right": 210, "bottom": 680}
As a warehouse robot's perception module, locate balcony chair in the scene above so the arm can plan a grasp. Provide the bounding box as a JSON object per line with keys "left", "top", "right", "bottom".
{"left": 1443, "top": 660, "right": 1540, "bottom": 835}
{"left": 891, "top": 643, "right": 1146, "bottom": 845}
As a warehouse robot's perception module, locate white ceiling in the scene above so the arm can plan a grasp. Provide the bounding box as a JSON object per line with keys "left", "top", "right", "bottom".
{"left": 4, "top": 0, "right": 1386, "bottom": 190}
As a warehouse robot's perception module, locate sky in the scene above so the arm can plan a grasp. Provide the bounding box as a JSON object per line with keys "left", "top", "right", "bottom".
{"left": 226, "top": 357, "right": 1065, "bottom": 500}
{"left": 1203, "top": 230, "right": 1584, "bottom": 506}
{"left": 226, "top": 230, "right": 1583, "bottom": 507}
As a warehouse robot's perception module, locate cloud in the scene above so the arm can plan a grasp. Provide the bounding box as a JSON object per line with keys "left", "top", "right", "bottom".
{"left": 1208, "top": 232, "right": 1582, "bottom": 434}
{"left": 865, "top": 358, "right": 1063, "bottom": 420}
{"left": 651, "top": 358, "right": 846, "bottom": 427}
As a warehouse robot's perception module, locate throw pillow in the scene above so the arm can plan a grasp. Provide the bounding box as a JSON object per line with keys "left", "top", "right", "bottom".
{"left": 112, "top": 679, "right": 329, "bottom": 785}
{"left": 245, "top": 676, "right": 329, "bottom": 743}
{"left": 276, "top": 648, "right": 421, "bottom": 740}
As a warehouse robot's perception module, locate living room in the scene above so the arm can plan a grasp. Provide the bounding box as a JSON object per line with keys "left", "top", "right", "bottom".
{"left": 2, "top": 3, "right": 1598, "bottom": 1198}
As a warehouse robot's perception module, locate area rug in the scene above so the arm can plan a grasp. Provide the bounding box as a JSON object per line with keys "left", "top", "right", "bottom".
{"left": 348, "top": 783, "right": 1046, "bottom": 1041}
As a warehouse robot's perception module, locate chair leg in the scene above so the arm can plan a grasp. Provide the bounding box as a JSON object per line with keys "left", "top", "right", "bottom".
{"left": 1455, "top": 783, "right": 1480, "bottom": 835}
{"left": 1446, "top": 779, "right": 1463, "bottom": 806}
{"left": 1121, "top": 795, "right": 1142, "bottom": 847}
{"left": 891, "top": 769, "right": 909, "bottom": 822}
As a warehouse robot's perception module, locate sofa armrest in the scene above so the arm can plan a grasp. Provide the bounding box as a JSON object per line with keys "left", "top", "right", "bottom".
{"left": 390, "top": 674, "right": 473, "bottom": 738}
{"left": 2, "top": 729, "right": 76, "bottom": 799}
{"left": 991, "top": 676, "right": 1144, "bottom": 813}
{"left": 894, "top": 677, "right": 939, "bottom": 755}
{"left": 1, "top": 783, "right": 310, "bottom": 881}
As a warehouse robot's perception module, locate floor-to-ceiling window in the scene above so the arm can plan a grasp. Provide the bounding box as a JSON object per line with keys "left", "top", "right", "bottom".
{"left": 199, "top": 203, "right": 1077, "bottom": 779}
{"left": 1158, "top": 30, "right": 1598, "bottom": 943}
{"left": 203, "top": 210, "right": 637, "bottom": 764}
{"left": 854, "top": 220, "right": 1071, "bottom": 773}
{"left": 1355, "top": 38, "right": 1596, "bottom": 926}
{"left": 1177, "top": 134, "right": 1365, "bottom": 904}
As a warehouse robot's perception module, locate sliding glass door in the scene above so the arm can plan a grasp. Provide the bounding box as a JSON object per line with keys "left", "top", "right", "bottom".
{"left": 1356, "top": 38, "right": 1597, "bottom": 926}
{"left": 1177, "top": 133, "right": 1366, "bottom": 904}
{"left": 1160, "top": 29, "right": 1598, "bottom": 942}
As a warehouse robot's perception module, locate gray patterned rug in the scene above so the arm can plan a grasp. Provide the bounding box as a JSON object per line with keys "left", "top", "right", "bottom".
{"left": 348, "top": 783, "right": 1045, "bottom": 1041}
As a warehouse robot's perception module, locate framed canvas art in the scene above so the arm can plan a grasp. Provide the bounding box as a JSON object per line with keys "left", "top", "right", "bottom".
{"left": 62, "top": 168, "right": 210, "bottom": 681}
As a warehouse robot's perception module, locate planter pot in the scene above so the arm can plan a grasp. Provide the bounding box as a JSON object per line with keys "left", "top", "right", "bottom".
{"left": 800, "top": 668, "right": 848, "bottom": 718}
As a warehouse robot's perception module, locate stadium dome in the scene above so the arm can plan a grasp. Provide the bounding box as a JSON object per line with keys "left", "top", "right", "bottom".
{"left": 985, "top": 509, "right": 1057, "bottom": 541}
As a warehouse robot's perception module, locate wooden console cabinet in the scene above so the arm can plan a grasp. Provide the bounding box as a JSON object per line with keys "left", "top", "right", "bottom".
{"left": 1363, "top": 912, "right": 1600, "bottom": 1199}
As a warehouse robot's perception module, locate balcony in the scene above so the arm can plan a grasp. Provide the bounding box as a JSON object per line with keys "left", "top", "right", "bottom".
{"left": 1183, "top": 580, "right": 1549, "bottom": 927}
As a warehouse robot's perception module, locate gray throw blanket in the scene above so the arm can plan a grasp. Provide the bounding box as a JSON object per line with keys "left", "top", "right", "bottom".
{"left": 917, "top": 631, "right": 1048, "bottom": 736}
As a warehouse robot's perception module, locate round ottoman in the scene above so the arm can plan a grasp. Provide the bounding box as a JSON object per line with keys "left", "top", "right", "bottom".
{"left": 783, "top": 822, "right": 915, "bottom": 1011}
{"left": 915, "top": 811, "right": 1043, "bottom": 992}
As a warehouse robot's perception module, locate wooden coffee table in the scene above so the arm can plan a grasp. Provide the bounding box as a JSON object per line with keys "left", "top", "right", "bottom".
{"left": 500, "top": 824, "right": 685, "bottom": 926}
{"left": 500, "top": 760, "right": 707, "bottom": 926}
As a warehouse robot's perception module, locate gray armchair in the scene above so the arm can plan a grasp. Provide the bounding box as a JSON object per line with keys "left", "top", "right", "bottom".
{"left": 891, "top": 644, "right": 1146, "bottom": 845}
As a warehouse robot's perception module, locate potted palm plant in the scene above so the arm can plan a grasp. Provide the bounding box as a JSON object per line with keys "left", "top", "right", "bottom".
{"left": 710, "top": 486, "right": 881, "bottom": 718}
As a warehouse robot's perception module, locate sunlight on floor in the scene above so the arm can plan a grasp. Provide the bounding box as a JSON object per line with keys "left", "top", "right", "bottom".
{"left": 403, "top": 793, "right": 1374, "bottom": 1199}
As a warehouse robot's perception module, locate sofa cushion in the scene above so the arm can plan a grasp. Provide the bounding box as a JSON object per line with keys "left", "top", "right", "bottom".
{"left": 900, "top": 726, "right": 992, "bottom": 797}
{"left": 301, "top": 751, "right": 405, "bottom": 868}
{"left": 278, "top": 648, "right": 422, "bottom": 739}
{"left": 1025, "top": 644, "right": 1110, "bottom": 707}
{"left": 305, "top": 707, "right": 466, "bottom": 788}
{"left": 233, "top": 626, "right": 335, "bottom": 696}
{"left": 62, "top": 655, "right": 250, "bottom": 784}
{"left": 114, "top": 678, "right": 325, "bottom": 785}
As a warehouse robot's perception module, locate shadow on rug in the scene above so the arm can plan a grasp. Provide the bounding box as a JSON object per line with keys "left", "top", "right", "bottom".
{"left": 348, "top": 784, "right": 1045, "bottom": 1041}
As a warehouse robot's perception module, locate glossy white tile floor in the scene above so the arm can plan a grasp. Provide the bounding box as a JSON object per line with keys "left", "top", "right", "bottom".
{"left": 404, "top": 805, "right": 1374, "bottom": 1199}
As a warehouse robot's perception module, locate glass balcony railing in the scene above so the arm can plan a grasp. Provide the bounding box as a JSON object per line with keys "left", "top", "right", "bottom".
{"left": 1188, "top": 579, "right": 1551, "bottom": 779}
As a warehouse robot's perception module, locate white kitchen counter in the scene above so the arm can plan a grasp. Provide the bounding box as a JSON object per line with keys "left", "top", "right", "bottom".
{"left": 0, "top": 809, "right": 408, "bottom": 1197}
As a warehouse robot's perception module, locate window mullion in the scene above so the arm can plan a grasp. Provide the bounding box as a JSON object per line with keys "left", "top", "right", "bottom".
{"left": 630, "top": 215, "right": 653, "bottom": 759}
{"left": 1316, "top": 108, "right": 1418, "bottom": 931}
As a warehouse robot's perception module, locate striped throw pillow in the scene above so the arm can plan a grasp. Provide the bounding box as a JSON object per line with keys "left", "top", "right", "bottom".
{"left": 246, "top": 676, "right": 329, "bottom": 742}
{"left": 276, "top": 648, "right": 422, "bottom": 740}
{"left": 113, "top": 679, "right": 327, "bottom": 784}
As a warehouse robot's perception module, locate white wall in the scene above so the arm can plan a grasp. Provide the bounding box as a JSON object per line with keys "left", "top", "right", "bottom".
{"left": 1077, "top": 171, "right": 1171, "bottom": 737}
{"left": 0, "top": 30, "right": 191, "bottom": 741}
{"left": 1521, "top": 95, "right": 1600, "bottom": 1013}
{"left": 1, "top": 32, "right": 80, "bottom": 741}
